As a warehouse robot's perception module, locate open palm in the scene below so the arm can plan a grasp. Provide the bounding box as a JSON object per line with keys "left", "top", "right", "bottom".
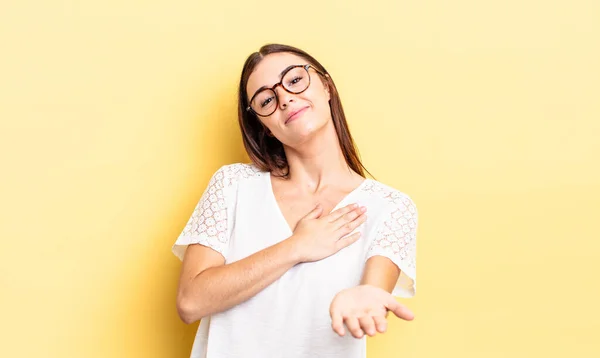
{"left": 329, "top": 284, "right": 414, "bottom": 338}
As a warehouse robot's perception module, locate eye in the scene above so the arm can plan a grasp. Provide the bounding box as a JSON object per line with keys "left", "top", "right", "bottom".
{"left": 288, "top": 76, "right": 303, "bottom": 86}
{"left": 261, "top": 96, "right": 274, "bottom": 108}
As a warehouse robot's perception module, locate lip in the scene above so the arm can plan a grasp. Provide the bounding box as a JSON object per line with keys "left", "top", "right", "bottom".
{"left": 285, "top": 106, "right": 309, "bottom": 124}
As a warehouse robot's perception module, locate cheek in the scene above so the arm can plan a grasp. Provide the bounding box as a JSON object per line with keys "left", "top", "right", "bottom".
{"left": 312, "top": 94, "right": 331, "bottom": 117}
{"left": 306, "top": 87, "right": 330, "bottom": 112}
{"left": 262, "top": 113, "right": 285, "bottom": 133}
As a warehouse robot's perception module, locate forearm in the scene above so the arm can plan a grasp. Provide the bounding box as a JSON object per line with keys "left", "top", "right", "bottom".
{"left": 178, "top": 238, "right": 300, "bottom": 323}
{"left": 359, "top": 256, "right": 400, "bottom": 293}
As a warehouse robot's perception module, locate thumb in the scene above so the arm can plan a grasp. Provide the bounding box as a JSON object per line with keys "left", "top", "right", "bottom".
{"left": 386, "top": 298, "right": 415, "bottom": 321}
{"left": 304, "top": 203, "right": 323, "bottom": 219}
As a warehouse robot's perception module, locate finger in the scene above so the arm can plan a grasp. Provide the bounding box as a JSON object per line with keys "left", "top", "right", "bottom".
{"left": 334, "top": 232, "right": 361, "bottom": 251}
{"left": 386, "top": 298, "right": 415, "bottom": 321}
{"left": 358, "top": 316, "right": 377, "bottom": 337}
{"left": 303, "top": 203, "right": 323, "bottom": 220}
{"left": 333, "top": 207, "right": 365, "bottom": 229}
{"left": 373, "top": 315, "right": 388, "bottom": 333}
{"left": 331, "top": 311, "right": 345, "bottom": 336}
{"left": 336, "top": 213, "right": 367, "bottom": 236}
{"left": 326, "top": 203, "right": 358, "bottom": 222}
{"left": 343, "top": 316, "right": 364, "bottom": 339}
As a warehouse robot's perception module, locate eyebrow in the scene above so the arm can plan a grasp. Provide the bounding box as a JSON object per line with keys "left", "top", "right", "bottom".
{"left": 249, "top": 65, "right": 297, "bottom": 100}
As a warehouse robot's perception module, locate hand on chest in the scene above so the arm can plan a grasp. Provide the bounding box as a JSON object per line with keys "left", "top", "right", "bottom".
{"left": 271, "top": 176, "right": 367, "bottom": 231}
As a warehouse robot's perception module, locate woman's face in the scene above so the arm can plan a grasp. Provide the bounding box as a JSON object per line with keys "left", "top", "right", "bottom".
{"left": 246, "top": 53, "right": 331, "bottom": 146}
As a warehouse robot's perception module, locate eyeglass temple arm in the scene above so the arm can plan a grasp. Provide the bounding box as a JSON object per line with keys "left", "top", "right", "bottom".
{"left": 306, "top": 64, "right": 329, "bottom": 78}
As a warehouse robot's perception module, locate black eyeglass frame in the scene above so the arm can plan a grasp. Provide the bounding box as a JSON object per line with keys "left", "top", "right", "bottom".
{"left": 246, "top": 64, "right": 328, "bottom": 117}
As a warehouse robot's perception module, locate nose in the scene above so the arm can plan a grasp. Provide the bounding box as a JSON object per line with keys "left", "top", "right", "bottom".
{"left": 275, "top": 85, "right": 295, "bottom": 109}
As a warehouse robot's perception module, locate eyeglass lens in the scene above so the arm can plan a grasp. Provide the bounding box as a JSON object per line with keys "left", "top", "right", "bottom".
{"left": 250, "top": 66, "right": 310, "bottom": 116}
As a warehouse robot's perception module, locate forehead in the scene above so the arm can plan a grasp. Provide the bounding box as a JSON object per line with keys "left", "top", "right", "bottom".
{"left": 246, "top": 52, "right": 307, "bottom": 97}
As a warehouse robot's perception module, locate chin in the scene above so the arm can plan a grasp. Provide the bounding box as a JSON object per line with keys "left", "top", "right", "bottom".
{"left": 285, "top": 115, "right": 329, "bottom": 144}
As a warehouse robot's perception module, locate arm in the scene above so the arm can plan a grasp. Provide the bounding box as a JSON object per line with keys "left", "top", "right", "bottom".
{"left": 176, "top": 239, "right": 300, "bottom": 324}
{"left": 330, "top": 193, "right": 418, "bottom": 338}
{"left": 360, "top": 255, "right": 401, "bottom": 292}
{"left": 176, "top": 203, "right": 365, "bottom": 324}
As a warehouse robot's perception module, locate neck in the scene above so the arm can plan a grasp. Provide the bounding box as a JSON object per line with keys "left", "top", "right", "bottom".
{"left": 281, "top": 120, "right": 358, "bottom": 193}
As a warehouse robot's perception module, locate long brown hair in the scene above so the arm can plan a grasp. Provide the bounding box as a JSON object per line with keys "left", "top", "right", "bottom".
{"left": 237, "top": 43, "right": 371, "bottom": 179}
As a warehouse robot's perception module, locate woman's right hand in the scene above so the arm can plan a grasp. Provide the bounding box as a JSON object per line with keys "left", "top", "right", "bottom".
{"left": 289, "top": 203, "right": 367, "bottom": 263}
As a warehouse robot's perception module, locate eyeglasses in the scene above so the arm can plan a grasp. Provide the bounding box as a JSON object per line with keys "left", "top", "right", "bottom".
{"left": 246, "top": 64, "right": 328, "bottom": 117}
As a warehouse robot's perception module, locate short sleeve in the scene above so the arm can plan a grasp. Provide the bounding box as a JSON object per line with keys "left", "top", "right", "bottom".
{"left": 366, "top": 194, "right": 418, "bottom": 298}
{"left": 171, "top": 166, "right": 234, "bottom": 261}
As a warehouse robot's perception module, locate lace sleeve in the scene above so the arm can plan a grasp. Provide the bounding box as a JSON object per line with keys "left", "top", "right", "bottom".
{"left": 366, "top": 193, "right": 418, "bottom": 298}
{"left": 171, "top": 166, "right": 233, "bottom": 261}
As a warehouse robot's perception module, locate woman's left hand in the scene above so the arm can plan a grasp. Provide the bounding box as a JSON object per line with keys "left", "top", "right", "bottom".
{"left": 329, "top": 284, "right": 414, "bottom": 338}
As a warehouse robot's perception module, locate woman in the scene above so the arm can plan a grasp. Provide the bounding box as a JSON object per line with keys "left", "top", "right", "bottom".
{"left": 172, "top": 44, "right": 418, "bottom": 358}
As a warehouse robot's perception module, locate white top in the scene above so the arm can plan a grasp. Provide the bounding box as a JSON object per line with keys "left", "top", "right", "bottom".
{"left": 172, "top": 163, "right": 418, "bottom": 358}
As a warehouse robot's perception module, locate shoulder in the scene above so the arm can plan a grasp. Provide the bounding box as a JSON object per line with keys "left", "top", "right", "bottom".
{"left": 363, "top": 179, "right": 418, "bottom": 216}
{"left": 210, "top": 162, "right": 267, "bottom": 189}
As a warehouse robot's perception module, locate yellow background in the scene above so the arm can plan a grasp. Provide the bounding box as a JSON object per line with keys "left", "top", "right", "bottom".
{"left": 1, "top": 1, "right": 598, "bottom": 357}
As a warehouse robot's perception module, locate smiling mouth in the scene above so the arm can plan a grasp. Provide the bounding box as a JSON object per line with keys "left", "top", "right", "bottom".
{"left": 285, "top": 107, "right": 309, "bottom": 124}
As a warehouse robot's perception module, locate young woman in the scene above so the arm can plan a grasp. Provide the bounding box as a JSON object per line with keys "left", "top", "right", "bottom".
{"left": 172, "top": 44, "right": 418, "bottom": 358}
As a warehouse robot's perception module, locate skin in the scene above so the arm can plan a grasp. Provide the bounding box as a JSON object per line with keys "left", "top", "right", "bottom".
{"left": 176, "top": 52, "right": 414, "bottom": 339}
